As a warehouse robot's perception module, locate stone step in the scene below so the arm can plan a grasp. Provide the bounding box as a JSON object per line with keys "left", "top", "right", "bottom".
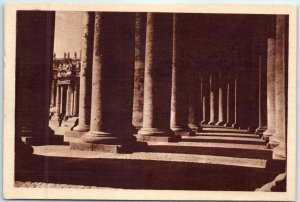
{"left": 196, "top": 132, "right": 260, "bottom": 138}
{"left": 21, "top": 135, "right": 66, "bottom": 146}
{"left": 147, "top": 141, "right": 272, "bottom": 159}
{"left": 200, "top": 126, "right": 250, "bottom": 133}
{"left": 182, "top": 135, "right": 266, "bottom": 145}
{"left": 32, "top": 145, "right": 267, "bottom": 169}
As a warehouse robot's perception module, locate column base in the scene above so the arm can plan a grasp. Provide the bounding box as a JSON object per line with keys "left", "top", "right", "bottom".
{"left": 188, "top": 124, "right": 199, "bottom": 134}
{"left": 223, "top": 122, "right": 233, "bottom": 127}
{"left": 73, "top": 124, "right": 89, "bottom": 133}
{"left": 231, "top": 123, "right": 239, "bottom": 128}
{"left": 208, "top": 121, "right": 216, "bottom": 125}
{"left": 272, "top": 145, "right": 286, "bottom": 160}
{"left": 200, "top": 120, "right": 209, "bottom": 124}
{"left": 262, "top": 129, "right": 274, "bottom": 141}
{"left": 22, "top": 135, "right": 63, "bottom": 146}
{"left": 21, "top": 127, "right": 63, "bottom": 146}
{"left": 216, "top": 121, "right": 225, "bottom": 126}
{"left": 131, "top": 124, "right": 141, "bottom": 134}
{"left": 267, "top": 136, "right": 281, "bottom": 149}
{"left": 70, "top": 139, "right": 148, "bottom": 153}
{"left": 15, "top": 138, "right": 34, "bottom": 158}
{"left": 171, "top": 126, "right": 197, "bottom": 136}
{"left": 64, "top": 130, "right": 86, "bottom": 138}
{"left": 137, "top": 127, "right": 180, "bottom": 142}
{"left": 255, "top": 126, "right": 267, "bottom": 136}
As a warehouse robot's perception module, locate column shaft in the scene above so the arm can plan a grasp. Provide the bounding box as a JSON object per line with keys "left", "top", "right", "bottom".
{"left": 137, "top": 13, "right": 178, "bottom": 142}
{"left": 75, "top": 12, "right": 142, "bottom": 153}
{"left": 170, "top": 14, "right": 192, "bottom": 135}
{"left": 201, "top": 72, "right": 210, "bottom": 124}
{"left": 15, "top": 11, "right": 55, "bottom": 146}
{"left": 73, "top": 84, "right": 78, "bottom": 116}
{"left": 263, "top": 38, "right": 276, "bottom": 139}
{"left": 65, "top": 84, "right": 72, "bottom": 117}
{"left": 217, "top": 71, "right": 226, "bottom": 125}
{"left": 73, "top": 12, "right": 94, "bottom": 132}
{"left": 224, "top": 72, "right": 235, "bottom": 127}
{"left": 50, "top": 78, "right": 55, "bottom": 107}
{"left": 132, "top": 13, "right": 146, "bottom": 130}
{"left": 269, "top": 15, "right": 287, "bottom": 160}
{"left": 232, "top": 71, "right": 239, "bottom": 128}
{"left": 60, "top": 85, "right": 64, "bottom": 114}
{"left": 208, "top": 72, "right": 218, "bottom": 124}
{"left": 56, "top": 84, "right": 62, "bottom": 115}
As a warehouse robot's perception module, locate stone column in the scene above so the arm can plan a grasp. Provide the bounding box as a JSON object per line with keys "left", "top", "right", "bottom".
{"left": 56, "top": 84, "right": 62, "bottom": 115}
{"left": 137, "top": 13, "right": 178, "bottom": 142}
{"left": 70, "top": 86, "right": 74, "bottom": 117}
{"left": 232, "top": 16, "right": 254, "bottom": 130}
{"left": 188, "top": 70, "right": 201, "bottom": 132}
{"left": 60, "top": 85, "right": 64, "bottom": 114}
{"left": 71, "top": 12, "right": 146, "bottom": 153}
{"left": 65, "top": 84, "right": 72, "bottom": 117}
{"left": 217, "top": 71, "right": 226, "bottom": 125}
{"left": 132, "top": 13, "right": 146, "bottom": 130}
{"left": 232, "top": 70, "right": 239, "bottom": 128}
{"left": 201, "top": 72, "right": 210, "bottom": 124}
{"left": 50, "top": 78, "right": 55, "bottom": 107}
{"left": 255, "top": 55, "right": 268, "bottom": 135}
{"left": 15, "top": 11, "right": 55, "bottom": 146}
{"left": 263, "top": 38, "right": 276, "bottom": 140}
{"left": 208, "top": 72, "right": 218, "bottom": 125}
{"left": 269, "top": 15, "right": 287, "bottom": 160}
{"left": 224, "top": 72, "right": 235, "bottom": 127}
{"left": 170, "top": 14, "right": 192, "bottom": 136}
{"left": 73, "top": 12, "right": 94, "bottom": 132}
{"left": 73, "top": 84, "right": 78, "bottom": 116}
{"left": 252, "top": 16, "right": 268, "bottom": 134}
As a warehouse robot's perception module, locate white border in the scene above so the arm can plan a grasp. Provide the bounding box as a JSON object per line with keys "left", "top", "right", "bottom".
{"left": 3, "top": 3, "right": 297, "bottom": 201}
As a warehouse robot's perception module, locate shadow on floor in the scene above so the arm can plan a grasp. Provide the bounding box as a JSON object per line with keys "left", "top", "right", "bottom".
{"left": 15, "top": 154, "right": 285, "bottom": 191}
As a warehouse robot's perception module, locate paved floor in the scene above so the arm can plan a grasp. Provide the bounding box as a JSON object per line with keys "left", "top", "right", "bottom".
{"left": 15, "top": 181, "right": 112, "bottom": 189}
{"left": 15, "top": 120, "right": 284, "bottom": 191}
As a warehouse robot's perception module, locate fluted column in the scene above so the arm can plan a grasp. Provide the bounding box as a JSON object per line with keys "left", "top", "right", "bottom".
{"left": 208, "top": 72, "right": 218, "bottom": 125}
{"left": 132, "top": 13, "right": 146, "bottom": 130}
{"left": 170, "top": 14, "right": 192, "bottom": 136}
{"left": 73, "top": 12, "right": 94, "bottom": 132}
{"left": 71, "top": 12, "right": 145, "bottom": 153}
{"left": 269, "top": 15, "right": 287, "bottom": 160}
{"left": 224, "top": 72, "right": 235, "bottom": 127}
{"left": 56, "top": 85, "right": 62, "bottom": 115}
{"left": 263, "top": 38, "right": 276, "bottom": 140}
{"left": 137, "top": 13, "right": 178, "bottom": 142}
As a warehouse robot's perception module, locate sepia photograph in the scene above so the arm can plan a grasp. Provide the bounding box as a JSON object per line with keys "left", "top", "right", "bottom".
{"left": 3, "top": 3, "right": 296, "bottom": 201}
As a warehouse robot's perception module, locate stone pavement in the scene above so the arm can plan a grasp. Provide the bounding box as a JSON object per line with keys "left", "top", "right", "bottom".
{"left": 15, "top": 181, "right": 111, "bottom": 189}
{"left": 16, "top": 123, "right": 284, "bottom": 191}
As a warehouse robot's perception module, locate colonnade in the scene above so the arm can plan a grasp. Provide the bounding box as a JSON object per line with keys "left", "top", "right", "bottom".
{"left": 15, "top": 11, "right": 288, "bottom": 160}
{"left": 55, "top": 82, "right": 79, "bottom": 117}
